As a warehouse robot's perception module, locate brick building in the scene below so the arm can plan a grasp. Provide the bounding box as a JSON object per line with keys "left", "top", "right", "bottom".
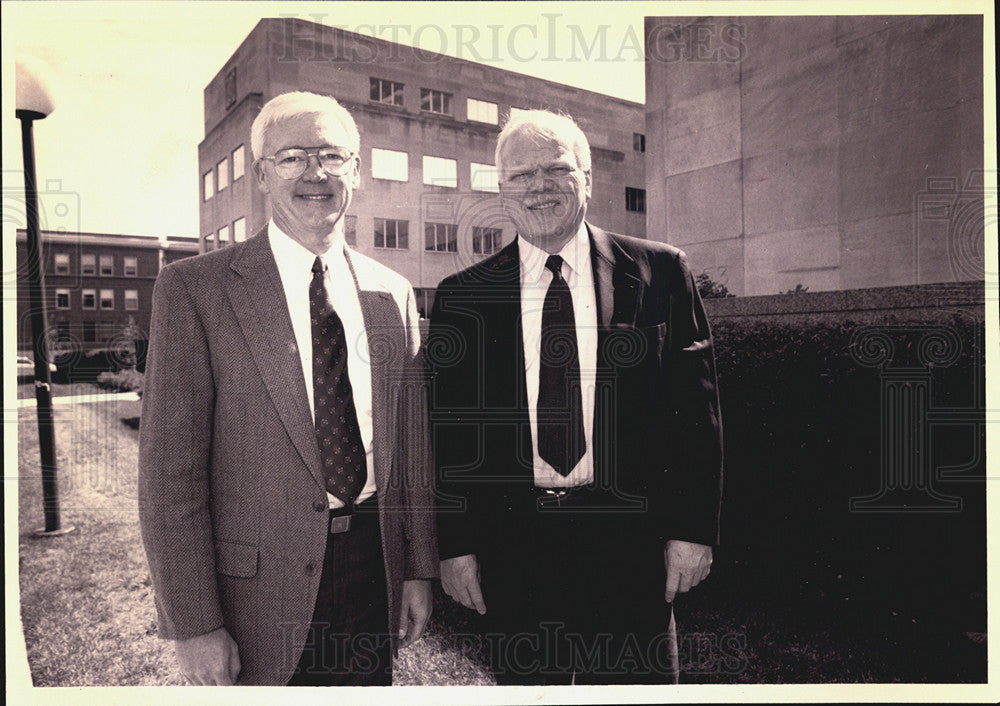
{"left": 15, "top": 230, "right": 199, "bottom": 355}
{"left": 199, "top": 18, "right": 646, "bottom": 314}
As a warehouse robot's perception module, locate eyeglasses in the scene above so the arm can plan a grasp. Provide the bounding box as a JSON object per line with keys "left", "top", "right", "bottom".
{"left": 261, "top": 147, "right": 356, "bottom": 180}
{"left": 504, "top": 164, "right": 578, "bottom": 186}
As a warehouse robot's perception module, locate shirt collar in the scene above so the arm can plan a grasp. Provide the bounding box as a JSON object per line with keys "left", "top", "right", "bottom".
{"left": 517, "top": 221, "right": 590, "bottom": 284}
{"left": 267, "top": 220, "right": 346, "bottom": 275}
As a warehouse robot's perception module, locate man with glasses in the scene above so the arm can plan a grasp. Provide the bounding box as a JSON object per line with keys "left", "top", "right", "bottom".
{"left": 139, "top": 91, "right": 437, "bottom": 685}
{"left": 428, "top": 110, "right": 722, "bottom": 684}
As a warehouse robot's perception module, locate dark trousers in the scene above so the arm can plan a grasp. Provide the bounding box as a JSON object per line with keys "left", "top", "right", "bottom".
{"left": 288, "top": 498, "right": 391, "bottom": 686}
{"left": 480, "top": 492, "right": 678, "bottom": 685}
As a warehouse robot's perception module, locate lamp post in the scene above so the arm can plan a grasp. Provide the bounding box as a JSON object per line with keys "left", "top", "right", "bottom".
{"left": 17, "top": 57, "right": 75, "bottom": 537}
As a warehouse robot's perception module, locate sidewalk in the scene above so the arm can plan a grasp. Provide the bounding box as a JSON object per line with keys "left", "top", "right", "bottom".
{"left": 16, "top": 390, "right": 140, "bottom": 408}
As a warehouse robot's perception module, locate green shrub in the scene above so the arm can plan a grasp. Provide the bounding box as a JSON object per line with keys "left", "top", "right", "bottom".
{"left": 696, "top": 271, "right": 735, "bottom": 299}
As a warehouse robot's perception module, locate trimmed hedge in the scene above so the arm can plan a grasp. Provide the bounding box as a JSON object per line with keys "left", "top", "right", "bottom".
{"left": 710, "top": 311, "right": 985, "bottom": 632}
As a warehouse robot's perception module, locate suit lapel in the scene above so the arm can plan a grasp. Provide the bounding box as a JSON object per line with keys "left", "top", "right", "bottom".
{"left": 588, "top": 223, "right": 641, "bottom": 330}
{"left": 226, "top": 231, "right": 325, "bottom": 489}
{"left": 482, "top": 240, "right": 533, "bottom": 482}
{"left": 588, "top": 224, "right": 642, "bottom": 489}
{"left": 344, "top": 249, "right": 398, "bottom": 500}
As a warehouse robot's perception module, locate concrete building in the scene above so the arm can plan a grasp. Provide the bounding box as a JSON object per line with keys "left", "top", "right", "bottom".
{"left": 200, "top": 18, "right": 646, "bottom": 314}
{"left": 645, "top": 15, "right": 984, "bottom": 295}
{"left": 15, "top": 230, "right": 199, "bottom": 354}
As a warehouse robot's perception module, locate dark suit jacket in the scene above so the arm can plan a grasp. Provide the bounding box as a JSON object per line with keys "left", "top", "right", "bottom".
{"left": 138, "top": 231, "right": 437, "bottom": 685}
{"left": 428, "top": 224, "right": 722, "bottom": 562}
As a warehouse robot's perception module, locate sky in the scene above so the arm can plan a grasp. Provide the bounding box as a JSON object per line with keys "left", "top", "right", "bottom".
{"left": 3, "top": 1, "right": 652, "bottom": 240}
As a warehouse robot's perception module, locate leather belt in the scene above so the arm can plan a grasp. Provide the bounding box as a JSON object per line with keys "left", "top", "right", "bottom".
{"left": 329, "top": 494, "right": 378, "bottom": 534}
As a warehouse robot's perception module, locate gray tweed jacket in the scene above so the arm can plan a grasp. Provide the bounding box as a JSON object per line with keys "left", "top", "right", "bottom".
{"left": 138, "top": 231, "right": 437, "bottom": 685}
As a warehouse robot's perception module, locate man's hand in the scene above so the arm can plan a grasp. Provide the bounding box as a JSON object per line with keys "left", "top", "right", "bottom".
{"left": 174, "top": 626, "right": 241, "bottom": 685}
{"left": 399, "top": 579, "right": 433, "bottom": 648}
{"left": 663, "top": 540, "right": 713, "bottom": 603}
{"left": 440, "top": 554, "right": 486, "bottom": 614}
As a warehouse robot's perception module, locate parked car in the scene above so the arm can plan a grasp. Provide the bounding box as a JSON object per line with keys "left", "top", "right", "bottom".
{"left": 16, "top": 355, "right": 58, "bottom": 382}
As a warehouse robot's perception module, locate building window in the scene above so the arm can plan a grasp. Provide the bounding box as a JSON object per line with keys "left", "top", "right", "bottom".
{"left": 100, "top": 255, "right": 114, "bottom": 276}
{"left": 81, "top": 253, "right": 96, "bottom": 275}
{"left": 217, "top": 157, "right": 229, "bottom": 191}
{"left": 203, "top": 171, "right": 214, "bottom": 201}
{"left": 125, "top": 289, "right": 139, "bottom": 311}
{"left": 633, "top": 133, "right": 646, "bottom": 152}
{"left": 473, "top": 226, "right": 504, "bottom": 255}
{"left": 225, "top": 67, "right": 237, "bottom": 109}
{"left": 100, "top": 289, "right": 114, "bottom": 310}
{"left": 470, "top": 162, "right": 500, "bottom": 193}
{"left": 344, "top": 215, "right": 357, "bottom": 246}
{"left": 57, "top": 322, "right": 71, "bottom": 342}
{"left": 422, "top": 155, "right": 457, "bottom": 188}
{"left": 420, "top": 88, "right": 452, "bottom": 115}
{"left": 55, "top": 288, "right": 70, "bottom": 309}
{"left": 370, "top": 78, "right": 403, "bottom": 106}
{"left": 371, "top": 148, "right": 408, "bottom": 182}
{"left": 204, "top": 232, "right": 215, "bottom": 251}
{"left": 82, "top": 289, "right": 96, "bottom": 310}
{"left": 232, "top": 145, "right": 245, "bottom": 181}
{"left": 508, "top": 107, "right": 531, "bottom": 124}
{"left": 218, "top": 225, "right": 230, "bottom": 247}
{"left": 626, "top": 187, "right": 646, "bottom": 213}
{"left": 124, "top": 256, "right": 138, "bottom": 277}
{"left": 374, "top": 218, "right": 408, "bottom": 249}
{"left": 54, "top": 253, "right": 70, "bottom": 275}
{"left": 467, "top": 98, "right": 499, "bottom": 125}
{"left": 233, "top": 217, "right": 246, "bottom": 243}
{"left": 424, "top": 222, "right": 458, "bottom": 252}
{"left": 83, "top": 322, "right": 96, "bottom": 343}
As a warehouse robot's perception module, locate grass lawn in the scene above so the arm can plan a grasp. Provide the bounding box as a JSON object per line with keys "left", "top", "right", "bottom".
{"left": 15, "top": 384, "right": 492, "bottom": 686}
{"left": 15, "top": 384, "right": 986, "bottom": 686}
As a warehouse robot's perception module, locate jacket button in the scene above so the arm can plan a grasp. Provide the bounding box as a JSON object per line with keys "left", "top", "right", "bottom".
{"left": 313, "top": 501, "right": 326, "bottom": 512}
{"left": 305, "top": 562, "right": 316, "bottom": 576}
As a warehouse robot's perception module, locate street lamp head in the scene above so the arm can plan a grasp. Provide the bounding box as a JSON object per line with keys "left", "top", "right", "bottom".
{"left": 16, "top": 56, "right": 56, "bottom": 120}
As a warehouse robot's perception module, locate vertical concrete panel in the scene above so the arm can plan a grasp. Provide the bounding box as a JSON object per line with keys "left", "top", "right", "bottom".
{"left": 645, "top": 16, "right": 743, "bottom": 271}
{"left": 677, "top": 238, "right": 745, "bottom": 297}
{"left": 663, "top": 160, "right": 743, "bottom": 246}
{"left": 840, "top": 213, "right": 917, "bottom": 289}
{"left": 744, "top": 145, "right": 839, "bottom": 236}
{"left": 744, "top": 225, "right": 840, "bottom": 295}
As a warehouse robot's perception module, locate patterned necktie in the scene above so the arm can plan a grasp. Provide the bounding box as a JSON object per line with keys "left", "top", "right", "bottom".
{"left": 537, "top": 254, "right": 586, "bottom": 476}
{"left": 310, "top": 256, "right": 365, "bottom": 505}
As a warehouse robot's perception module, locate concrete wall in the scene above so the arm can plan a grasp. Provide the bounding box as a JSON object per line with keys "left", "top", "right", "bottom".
{"left": 645, "top": 16, "right": 984, "bottom": 295}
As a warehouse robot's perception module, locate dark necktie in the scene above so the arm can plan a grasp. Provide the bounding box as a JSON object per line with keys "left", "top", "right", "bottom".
{"left": 537, "top": 254, "right": 586, "bottom": 476}
{"left": 310, "top": 256, "right": 365, "bottom": 505}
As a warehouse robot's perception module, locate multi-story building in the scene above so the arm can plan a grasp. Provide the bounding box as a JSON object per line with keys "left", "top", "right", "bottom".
{"left": 15, "top": 230, "right": 199, "bottom": 355}
{"left": 199, "top": 18, "right": 646, "bottom": 315}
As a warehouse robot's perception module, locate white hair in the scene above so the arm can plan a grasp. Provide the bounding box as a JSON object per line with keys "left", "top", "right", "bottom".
{"left": 250, "top": 91, "right": 360, "bottom": 160}
{"left": 494, "top": 110, "right": 592, "bottom": 175}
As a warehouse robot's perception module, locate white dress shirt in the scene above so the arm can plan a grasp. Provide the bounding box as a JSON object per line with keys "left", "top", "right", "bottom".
{"left": 518, "top": 223, "right": 598, "bottom": 488}
{"left": 268, "top": 222, "right": 376, "bottom": 507}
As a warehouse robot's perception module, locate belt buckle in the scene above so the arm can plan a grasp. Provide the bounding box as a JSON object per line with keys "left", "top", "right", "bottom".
{"left": 329, "top": 513, "right": 353, "bottom": 534}
{"left": 540, "top": 488, "right": 568, "bottom": 508}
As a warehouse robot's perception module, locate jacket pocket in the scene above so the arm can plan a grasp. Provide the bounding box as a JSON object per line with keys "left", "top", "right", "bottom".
{"left": 215, "top": 540, "right": 259, "bottom": 578}
{"left": 640, "top": 321, "right": 669, "bottom": 361}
